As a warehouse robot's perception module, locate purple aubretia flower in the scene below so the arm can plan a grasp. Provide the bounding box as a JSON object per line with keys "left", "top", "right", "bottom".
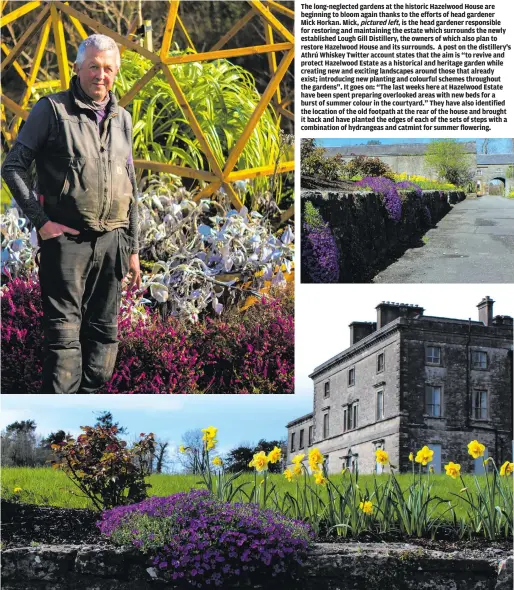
{"left": 97, "top": 489, "right": 313, "bottom": 587}
{"left": 302, "top": 201, "right": 340, "bottom": 283}
{"left": 356, "top": 176, "right": 402, "bottom": 222}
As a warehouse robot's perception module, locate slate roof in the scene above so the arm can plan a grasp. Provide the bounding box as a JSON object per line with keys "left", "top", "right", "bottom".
{"left": 324, "top": 142, "right": 476, "bottom": 157}
{"left": 476, "top": 154, "right": 514, "bottom": 165}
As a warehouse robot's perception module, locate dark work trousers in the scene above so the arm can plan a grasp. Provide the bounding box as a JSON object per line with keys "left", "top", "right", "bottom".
{"left": 38, "top": 228, "right": 130, "bottom": 393}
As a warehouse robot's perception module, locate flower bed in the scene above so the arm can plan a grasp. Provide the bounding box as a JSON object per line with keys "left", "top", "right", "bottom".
{"left": 301, "top": 201, "right": 339, "bottom": 283}
{"left": 1, "top": 278, "right": 294, "bottom": 394}
{"left": 301, "top": 184, "right": 461, "bottom": 282}
{"left": 98, "top": 489, "right": 313, "bottom": 587}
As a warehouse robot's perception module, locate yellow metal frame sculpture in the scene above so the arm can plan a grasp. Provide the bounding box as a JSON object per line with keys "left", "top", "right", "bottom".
{"left": 0, "top": 0, "right": 294, "bottom": 211}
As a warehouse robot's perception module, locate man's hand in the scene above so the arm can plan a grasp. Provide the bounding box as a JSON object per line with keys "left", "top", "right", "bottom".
{"left": 39, "top": 220, "right": 79, "bottom": 240}
{"left": 126, "top": 253, "right": 141, "bottom": 289}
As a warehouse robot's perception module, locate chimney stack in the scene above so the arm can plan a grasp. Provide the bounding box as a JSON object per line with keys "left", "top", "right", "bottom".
{"left": 477, "top": 296, "right": 494, "bottom": 326}
{"left": 349, "top": 322, "right": 376, "bottom": 345}
{"left": 376, "top": 302, "right": 424, "bottom": 329}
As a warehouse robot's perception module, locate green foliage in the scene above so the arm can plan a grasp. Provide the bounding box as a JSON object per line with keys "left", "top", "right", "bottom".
{"left": 344, "top": 155, "right": 394, "bottom": 179}
{"left": 424, "top": 139, "right": 474, "bottom": 186}
{"left": 1, "top": 176, "right": 13, "bottom": 212}
{"left": 303, "top": 201, "right": 324, "bottom": 228}
{"left": 300, "top": 139, "right": 344, "bottom": 180}
{"left": 5, "top": 465, "right": 513, "bottom": 540}
{"left": 451, "top": 459, "right": 513, "bottom": 540}
{"left": 50, "top": 426, "right": 156, "bottom": 510}
{"left": 115, "top": 49, "right": 286, "bottom": 203}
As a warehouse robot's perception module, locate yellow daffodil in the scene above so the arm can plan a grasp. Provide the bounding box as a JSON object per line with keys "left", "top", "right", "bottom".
{"left": 267, "top": 446, "right": 282, "bottom": 464}
{"left": 202, "top": 426, "right": 218, "bottom": 439}
{"left": 293, "top": 463, "right": 303, "bottom": 477}
{"left": 284, "top": 468, "right": 294, "bottom": 482}
{"left": 415, "top": 445, "right": 434, "bottom": 466}
{"left": 429, "top": 466, "right": 434, "bottom": 474}
{"left": 179, "top": 445, "right": 186, "bottom": 453}
{"left": 500, "top": 461, "right": 514, "bottom": 476}
{"left": 467, "top": 440, "right": 485, "bottom": 459}
{"left": 308, "top": 447, "right": 324, "bottom": 472}
{"left": 359, "top": 501, "right": 373, "bottom": 514}
{"left": 212, "top": 456, "right": 223, "bottom": 467}
{"left": 291, "top": 453, "right": 305, "bottom": 465}
{"left": 202, "top": 426, "right": 218, "bottom": 451}
{"left": 444, "top": 462, "right": 461, "bottom": 479}
{"left": 249, "top": 451, "right": 269, "bottom": 472}
{"left": 375, "top": 449, "right": 389, "bottom": 465}
{"left": 206, "top": 439, "right": 217, "bottom": 451}
{"left": 314, "top": 471, "right": 327, "bottom": 486}
{"left": 409, "top": 452, "right": 414, "bottom": 462}
{"left": 13, "top": 487, "right": 22, "bottom": 494}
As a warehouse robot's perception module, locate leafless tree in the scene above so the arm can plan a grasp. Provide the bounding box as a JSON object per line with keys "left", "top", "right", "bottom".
{"left": 176, "top": 429, "right": 203, "bottom": 474}
{"left": 153, "top": 439, "right": 170, "bottom": 474}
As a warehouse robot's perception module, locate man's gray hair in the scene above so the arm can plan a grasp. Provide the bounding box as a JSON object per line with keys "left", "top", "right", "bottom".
{"left": 76, "top": 34, "right": 120, "bottom": 69}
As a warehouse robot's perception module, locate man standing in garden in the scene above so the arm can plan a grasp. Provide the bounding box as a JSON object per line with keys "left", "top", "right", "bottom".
{"left": 2, "top": 34, "right": 141, "bottom": 393}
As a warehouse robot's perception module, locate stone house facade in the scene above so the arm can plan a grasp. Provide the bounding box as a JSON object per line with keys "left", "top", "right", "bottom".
{"left": 287, "top": 298, "right": 513, "bottom": 474}
{"left": 475, "top": 154, "right": 514, "bottom": 195}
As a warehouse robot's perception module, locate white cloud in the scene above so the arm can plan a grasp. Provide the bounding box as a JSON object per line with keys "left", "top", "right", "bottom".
{"left": 0, "top": 407, "right": 33, "bottom": 430}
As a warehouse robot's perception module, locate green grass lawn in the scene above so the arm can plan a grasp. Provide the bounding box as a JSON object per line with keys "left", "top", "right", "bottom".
{"left": 1, "top": 466, "right": 497, "bottom": 520}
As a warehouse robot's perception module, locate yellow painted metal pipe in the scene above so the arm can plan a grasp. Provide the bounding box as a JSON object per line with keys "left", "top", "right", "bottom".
{"left": 1, "top": 3, "right": 51, "bottom": 72}
{"left": 0, "top": 43, "right": 29, "bottom": 83}
{"left": 163, "top": 42, "right": 292, "bottom": 65}
{"left": 210, "top": 7, "right": 256, "bottom": 51}
{"left": 133, "top": 159, "right": 218, "bottom": 182}
{"left": 223, "top": 48, "right": 294, "bottom": 176}
{"left": 250, "top": 0, "right": 294, "bottom": 44}
{"left": 50, "top": 4, "right": 70, "bottom": 90}
{"left": 0, "top": 1, "right": 41, "bottom": 28}
{"left": 55, "top": 1, "right": 159, "bottom": 64}
{"left": 227, "top": 160, "right": 294, "bottom": 181}
{"left": 118, "top": 63, "right": 161, "bottom": 108}
{"left": 160, "top": 63, "right": 224, "bottom": 179}
{"left": 160, "top": 1, "right": 179, "bottom": 59}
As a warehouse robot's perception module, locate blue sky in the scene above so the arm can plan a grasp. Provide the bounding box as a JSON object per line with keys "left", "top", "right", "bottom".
{"left": 317, "top": 138, "right": 514, "bottom": 153}
{"left": 0, "top": 394, "right": 311, "bottom": 457}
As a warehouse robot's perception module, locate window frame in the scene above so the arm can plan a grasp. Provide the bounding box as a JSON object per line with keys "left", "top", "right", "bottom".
{"left": 472, "top": 350, "right": 488, "bottom": 370}
{"left": 324, "top": 381, "right": 330, "bottom": 398}
{"left": 377, "top": 352, "right": 385, "bottom": 374}
{"left": 473, "top": 389, "right": 488, "bottom": 420}
{"left": 376, "top": 390, "right": 384, "bottom": 421}
{"left": 425, "top": 384, "right": 442, "bottom": 417}
{"left": 290, "top": 432, "right": 295, "bottom": 452}
{"left": 344, "top": 402, "right": 359, "bottom": 431}
{"left": 299, "top": 428, "right": 304, "bottom": 449}
{"left": 308, "top": 425, "right": 313, "bottom": 446}
{"left": 323, "top": 413, "right": 329, "bottom": 438}
{"left": 348, "top": 367, "right": 355, "bottom": 387}
{"left": 425, "top": 345, "right": 441, "bottom": 366}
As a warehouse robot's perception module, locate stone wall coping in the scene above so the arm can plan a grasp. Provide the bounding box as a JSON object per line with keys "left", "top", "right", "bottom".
{"left": 2, "top": 542, "right": 512, "bottom": 590}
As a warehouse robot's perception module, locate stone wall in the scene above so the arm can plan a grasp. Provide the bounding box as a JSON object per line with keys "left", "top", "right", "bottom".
{"left": 399, "top": 318, "right": 514, "bottom": 471}
{"left": 2, "top": 543, "right": 511, "bottom": 590}
{"left": 301, "top": 189, "right": 465, "bottom": 282}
